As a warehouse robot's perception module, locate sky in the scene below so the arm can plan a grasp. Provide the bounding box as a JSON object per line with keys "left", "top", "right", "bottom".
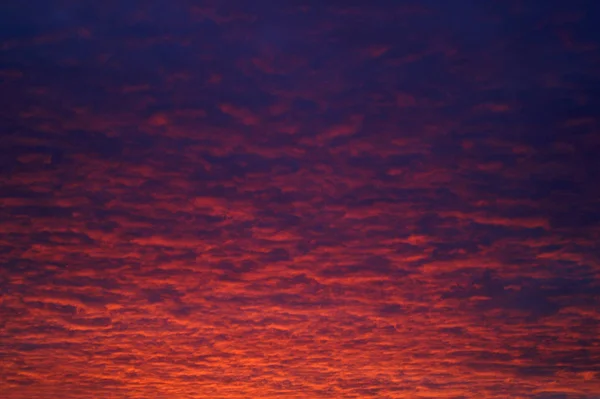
{"left": 1, "top": 1, "right": 600, "bottom": 398}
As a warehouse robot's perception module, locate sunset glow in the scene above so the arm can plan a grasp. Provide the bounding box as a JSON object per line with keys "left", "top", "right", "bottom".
{"left": 1, "top": 1, "right": 600, "bottom": 398}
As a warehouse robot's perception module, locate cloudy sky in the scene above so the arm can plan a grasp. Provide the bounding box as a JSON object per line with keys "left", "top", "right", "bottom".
{"left": 1, "top": 1, "right": 600, "bottom": 398}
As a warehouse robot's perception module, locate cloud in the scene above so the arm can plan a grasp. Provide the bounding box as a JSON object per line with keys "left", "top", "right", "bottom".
{"left": 1, "top": 0, "right": 600, "bottom": 398}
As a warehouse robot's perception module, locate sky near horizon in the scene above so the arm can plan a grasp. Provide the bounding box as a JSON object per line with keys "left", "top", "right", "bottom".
{"left": 1, "top": 1, "right": 600, "bottom": 398}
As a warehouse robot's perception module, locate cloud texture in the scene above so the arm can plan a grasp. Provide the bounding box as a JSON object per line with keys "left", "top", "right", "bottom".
{"left": 1, "top": 1, "right": 600, "bottom": 398}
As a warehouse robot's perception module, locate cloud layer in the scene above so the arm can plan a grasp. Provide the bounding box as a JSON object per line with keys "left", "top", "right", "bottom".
{"left": 1, "top": 1, "right": 600, "bottom": 398}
